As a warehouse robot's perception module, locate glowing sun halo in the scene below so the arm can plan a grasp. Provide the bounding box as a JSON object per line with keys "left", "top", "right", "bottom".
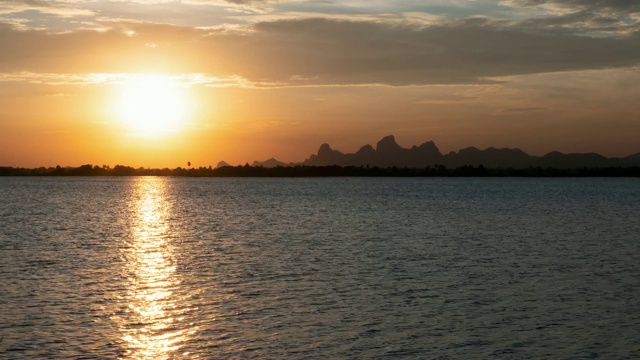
{"left": 116, "top": 75, "right": 187, "bottom": 137}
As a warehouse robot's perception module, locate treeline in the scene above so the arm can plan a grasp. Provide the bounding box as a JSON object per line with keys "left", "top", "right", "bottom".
{"left": 1, "top": 164, "right": 640, "bottom": 177}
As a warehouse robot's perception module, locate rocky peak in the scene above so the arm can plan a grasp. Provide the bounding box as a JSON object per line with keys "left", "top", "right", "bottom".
{"left": 318, "top": 143, "right": 334, "bottom": 157}
{"left": 416, "top": 140, "right": 442, "bottom": 156}
{"left": 356, "top": 144, "right": 375, "bottom": 154}
{"left": 458, "top": 146, "right": 480, "bottom": 154}
{"left": 376, "top": 135, "right": 404, "bottom": 153}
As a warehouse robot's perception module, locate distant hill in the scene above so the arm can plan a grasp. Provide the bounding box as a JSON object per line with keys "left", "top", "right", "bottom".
{"left": 252, "top": 158, "right": 294, "bottom": 168}
{"left": 622, "top": 152, "right": 640, "bottom": 166}
{"left": 216, "top": 161, "right": 232, "bottom": 168}
{"left": 304, "top": 135, "right": 443, "bottom": 167}
{"left": 232, "top": 135, "right": 640, "bottom": 169}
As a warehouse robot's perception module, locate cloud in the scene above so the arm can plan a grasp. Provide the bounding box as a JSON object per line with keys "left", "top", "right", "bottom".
{"left": 493, "top": 106, "right": 547, "bottom": 115}
{"left": 0, "top": 0, "right": 93, "bottom": 17}
{"left": 501, "top": 0, "right": 640, "bottom": 34}
{"left": 0, "top": 0, "right": 53, "bottom": 7}
{"left": 0, "top": 71, "right": 249, "bottom": 88}
{"left": 502, "top": 0, "right": 640, "bottom": 12}
{"left": 176, "top": 0, "right": 284, "bottom": 12}
{"left": 1, "top": 18, "right": 639, "bottom": 86}
{"left": 222, "top": 0, "right": 273, "bottom": 3}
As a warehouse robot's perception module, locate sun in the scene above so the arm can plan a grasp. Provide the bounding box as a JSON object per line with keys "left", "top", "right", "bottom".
{"left": 115, "top": 75, "right": 187, "bottom": 137}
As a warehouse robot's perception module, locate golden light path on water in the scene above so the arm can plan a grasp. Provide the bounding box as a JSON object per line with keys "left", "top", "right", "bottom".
{"left": 117, "top": 178, "right": 194, "bottom": 359}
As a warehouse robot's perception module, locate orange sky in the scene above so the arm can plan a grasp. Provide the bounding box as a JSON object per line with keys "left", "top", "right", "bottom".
{"left": 1, "top": 1, "right": 639, "bottom": 167}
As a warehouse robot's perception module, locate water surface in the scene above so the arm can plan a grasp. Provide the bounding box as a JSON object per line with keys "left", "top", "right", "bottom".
{"left": 1, "top": 177, "right": 639, "bottom": 358}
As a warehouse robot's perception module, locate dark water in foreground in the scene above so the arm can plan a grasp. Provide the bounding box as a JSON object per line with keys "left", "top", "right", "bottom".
{"left": 0, "top": 177, "right": 639, "bottom": 359}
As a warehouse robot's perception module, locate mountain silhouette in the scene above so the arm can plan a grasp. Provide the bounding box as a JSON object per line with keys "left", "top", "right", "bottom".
{"left": 216, "top": 161, "right": 232, "bottom": 168}
{"left": 240, "top": 135, "right": 640, "bottom": 169}
{"left": 443, "top": 146, "right": 535, "bottom": 168}
{"left": 537, "top": 151, "right": 613, "bottom": 169}
{"left": 304, "top": 135, "right": 443, "bottom": 167}
{"left": 252, "top": 158, "right": 292, "bottom": 167}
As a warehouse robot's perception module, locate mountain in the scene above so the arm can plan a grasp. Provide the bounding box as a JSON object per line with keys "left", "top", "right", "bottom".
{"left": 300, "top": 135, "right": 541, "bottom": 168}
{"left": 443, "top": 146, "right": 536, "bottom": 168}
{"left": 300, "top": 136, "right": 640, "bottom": 168}
{"left": 303, "top": 135, "right": 443, "bottom": 167}
{"left": 537, "top": 151, "right": 611, "bottom": 169}
{"left": 220, "top": 135, "right": 640, "bottom": 169}
{"left": 305, "top": 143, "right": 346, "bottom": 166}
{"left": 620, "top": 152, "right": 640, "bottom": 167}
{"left": 252, "top": 158, "right": 292, "bottom": 168}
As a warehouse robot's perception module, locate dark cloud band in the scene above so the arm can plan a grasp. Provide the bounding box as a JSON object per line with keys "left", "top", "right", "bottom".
{"left": 1, "top": 18, "right": 638, "bottom": 86}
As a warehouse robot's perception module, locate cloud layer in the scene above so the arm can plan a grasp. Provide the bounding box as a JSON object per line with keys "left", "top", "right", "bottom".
{"left": 1, "top": 16, "right": 639, "bottom": 86}
{"left": 502, "top": 0, "right": 640, "bottom": 34}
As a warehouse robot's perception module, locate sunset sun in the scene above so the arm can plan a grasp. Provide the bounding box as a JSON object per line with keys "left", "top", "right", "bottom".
{"left": 115, "top": 75, "right": 187, "bottom": 137}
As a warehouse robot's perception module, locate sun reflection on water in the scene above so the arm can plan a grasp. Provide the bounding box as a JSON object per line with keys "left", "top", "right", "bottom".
{"left": 117, "top": 177, "right": 190, "bottom": 359}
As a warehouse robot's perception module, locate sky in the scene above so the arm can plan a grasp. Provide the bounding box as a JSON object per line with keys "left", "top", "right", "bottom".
{"left": 1, "top": 0, "right": 639, "bottom": 168}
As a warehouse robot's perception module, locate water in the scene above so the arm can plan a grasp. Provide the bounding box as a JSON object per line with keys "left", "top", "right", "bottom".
{"left": 0, "top": 177, "right": 638, "bottom": 359}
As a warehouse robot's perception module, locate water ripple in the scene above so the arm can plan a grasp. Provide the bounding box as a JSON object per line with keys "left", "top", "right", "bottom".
{"left": 0, "top": 177, "right": 639, "bottom": 358}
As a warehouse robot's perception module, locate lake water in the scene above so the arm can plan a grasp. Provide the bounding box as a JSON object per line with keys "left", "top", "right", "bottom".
{"left": 0, "top": 177, "right": 638, "bottom": 359}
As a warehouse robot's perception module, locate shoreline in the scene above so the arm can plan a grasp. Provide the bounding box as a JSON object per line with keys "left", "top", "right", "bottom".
{"left": 2, "top": 165, "right": 639, "bottom": 177}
